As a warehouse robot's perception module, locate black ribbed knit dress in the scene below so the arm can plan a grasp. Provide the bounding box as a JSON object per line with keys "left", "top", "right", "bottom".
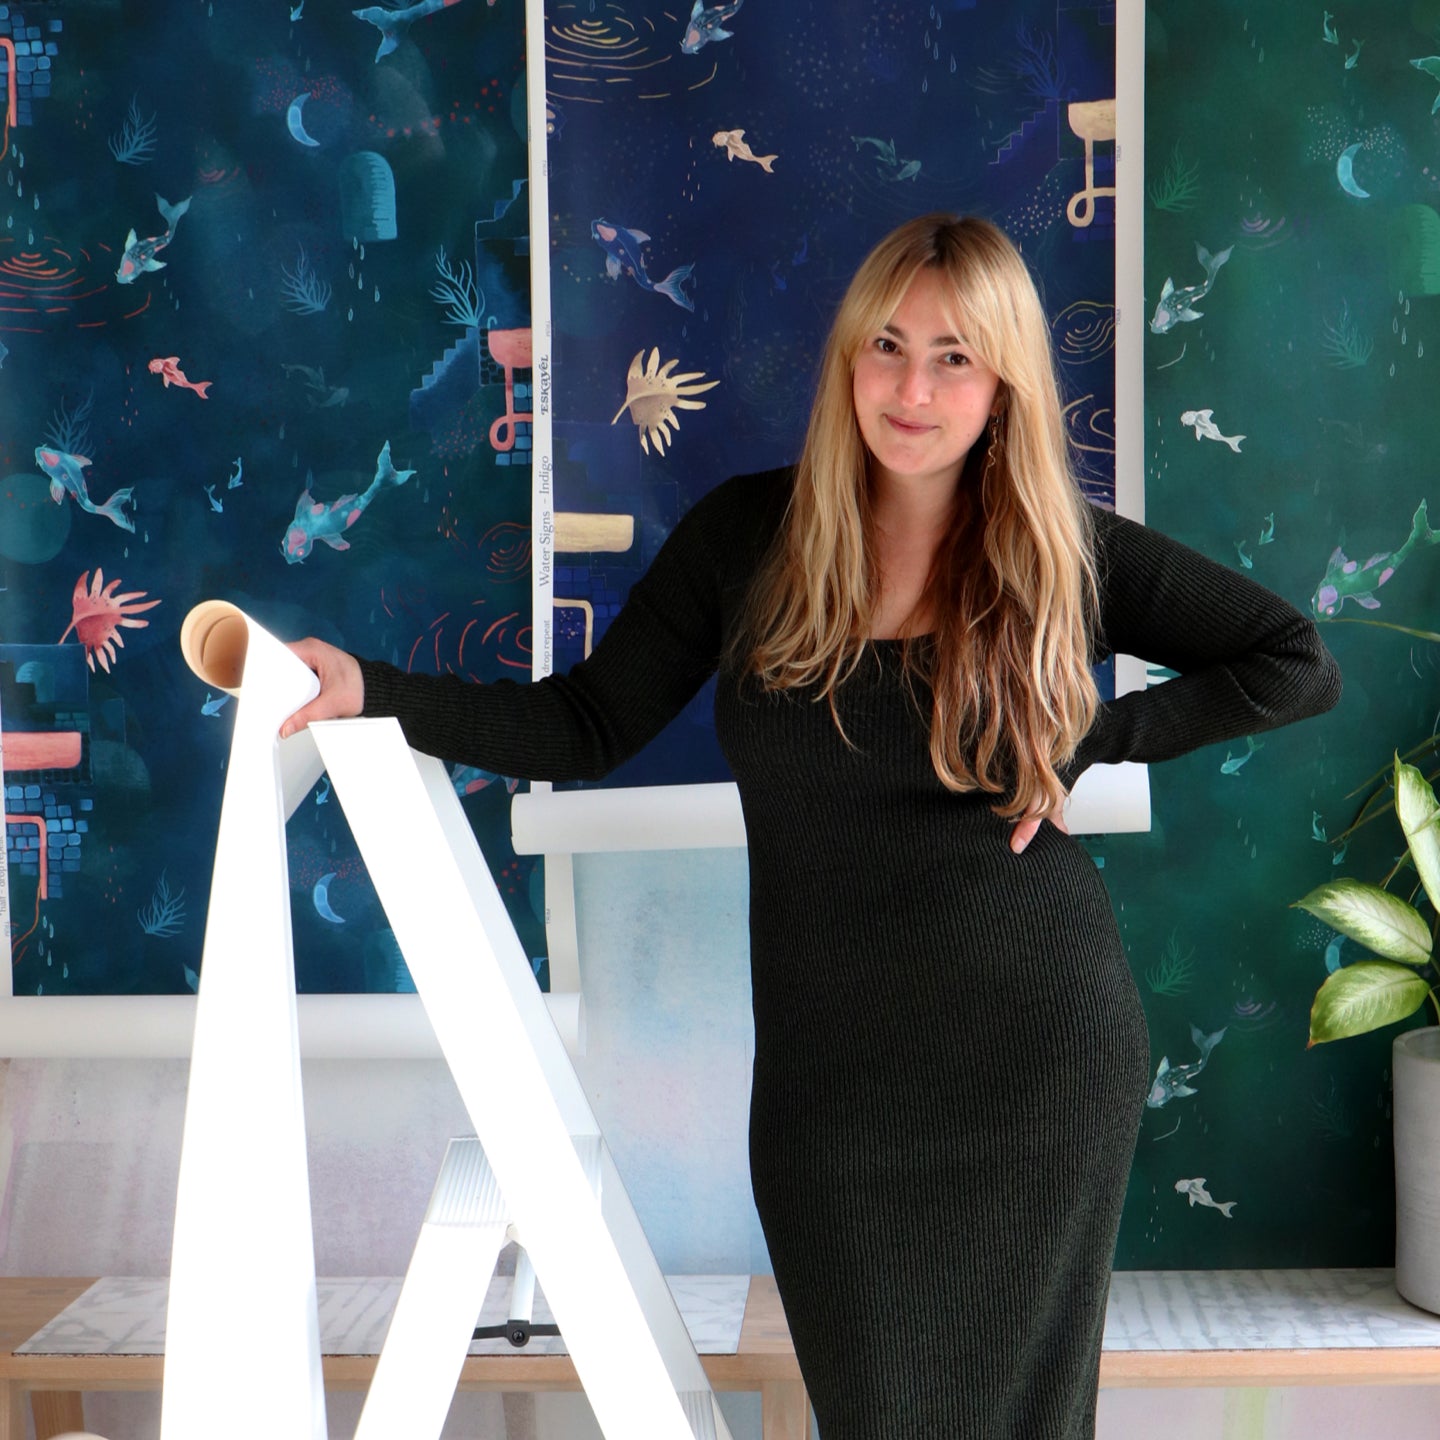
{"left": 357, "top": 468, "right": 1342, "bottom": 1439}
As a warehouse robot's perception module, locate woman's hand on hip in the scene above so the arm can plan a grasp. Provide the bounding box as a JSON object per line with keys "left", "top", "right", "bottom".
{"left": 1010, "top": 803, "right": 1070, "bottom": 855}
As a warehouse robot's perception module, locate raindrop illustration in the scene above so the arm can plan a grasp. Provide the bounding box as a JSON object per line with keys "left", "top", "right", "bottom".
{"left": 1390, "top": 361, "right": 1397, "bottom": 376}
{"left": 1419, "top": 341, "right": 1425, "bottom": 358}
{"left": 347, "top": 306, "right": 354, "bottom": 320}
{"left": 922, "top": 75, "right": 928, "bottom": 94}
{"left": 373, "top": 285, "right": 380, "bottom": 301}
{"left": 950, "top": 55, "right": 956, "bottom": 73}
{"left": 348, "top": 262, "right": 355, "bottom": 279}
{"left": 15, "top": 180, "right": 20, "bottom": 198}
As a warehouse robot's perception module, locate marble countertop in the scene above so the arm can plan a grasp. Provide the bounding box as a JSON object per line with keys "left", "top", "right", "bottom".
{"left": 16, "top": 1273, "right": 750, "bottom": 1358}
{"left": 1105, "top": 1269, "right": 1440, "bottom": 1351}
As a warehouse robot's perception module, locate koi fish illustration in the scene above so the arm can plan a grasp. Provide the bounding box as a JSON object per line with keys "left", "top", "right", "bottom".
{"left": 1219, "top": 735, "right": 1263, "bottom": 775}
{"left": 147, "top": 357, "right": 212, "bottom": 399}
{"left": 591, "top": 220, "right": 695, "bottom": 311}
{"left": 1149, "top": 242, "right": 1233, "bottom": 334}
{"left": 712, "top": 129, "right": 777, "bottom": 171}
{"left": 115, "top": 193, "right": 191, "bottom": 284}
{"left": 1174, "top": 1177, "right": 1236, "bottom": 1218}
{"left": 1180, "top": 408, "right": 1244, "bottom": 452}
{"left": 352, "top": 0, "right": 487, "bottom": 63}
{"left": 1146, "top": 1025, "right": 1226, "bottom": 1108}
{"left": 281, "top": 439, "right": 415, "bottom": 563}
{"left": 34, "top": 446, "right": 136, "bottom": 532}
{"left": 1311, "top": 499, "right": 1440, "bottom": 616}
{"left": 680, "top": 0, "right": 743, "bottom": 54}
{"left": 1412, "top": 56, "right": 1440, "bottom": 114}
{"left": 451, "top": 764, "right": 520, "bottom": 797}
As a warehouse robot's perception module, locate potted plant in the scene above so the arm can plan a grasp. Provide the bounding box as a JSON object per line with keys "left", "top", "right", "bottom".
{"left": 1295, "top": 754, "right": 1440, "bottom": 1313}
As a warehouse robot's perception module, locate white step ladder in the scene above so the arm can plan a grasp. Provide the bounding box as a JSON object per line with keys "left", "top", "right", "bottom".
{"left": 164, "top": 602, "right": 732, "bottom": 1440}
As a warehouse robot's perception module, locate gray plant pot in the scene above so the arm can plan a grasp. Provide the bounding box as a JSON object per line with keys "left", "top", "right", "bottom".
{"left": 1394, "top": 1027, "right": 1440, "bottom": 1313}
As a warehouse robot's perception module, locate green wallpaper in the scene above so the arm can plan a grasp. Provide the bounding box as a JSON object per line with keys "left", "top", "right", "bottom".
{"left": 1110, "top": 1, "right": 1440, "bottom": 1268}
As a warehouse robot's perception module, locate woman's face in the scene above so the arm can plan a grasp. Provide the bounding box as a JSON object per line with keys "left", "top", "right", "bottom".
{"left": 851, "top": 267, "right": 1002, "bottom": 500}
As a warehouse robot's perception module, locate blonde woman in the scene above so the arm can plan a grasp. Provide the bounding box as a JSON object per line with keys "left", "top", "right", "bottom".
{"left": 285, "top": 215, "right": 1340, "bottom": 1437}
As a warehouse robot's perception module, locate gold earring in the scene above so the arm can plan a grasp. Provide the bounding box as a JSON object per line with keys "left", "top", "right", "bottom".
{"left": 983, "top": 411, "right": 1002, "bottom": 483}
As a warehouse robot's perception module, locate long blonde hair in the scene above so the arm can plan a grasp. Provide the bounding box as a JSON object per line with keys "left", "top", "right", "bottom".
{"left": 739, "top": 213, "right": 1099, "bottom": 819}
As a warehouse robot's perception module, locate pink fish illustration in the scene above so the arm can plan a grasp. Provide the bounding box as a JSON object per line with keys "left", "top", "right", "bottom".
{"left": 147, "top": 357, "right": 212, "bottom": 398}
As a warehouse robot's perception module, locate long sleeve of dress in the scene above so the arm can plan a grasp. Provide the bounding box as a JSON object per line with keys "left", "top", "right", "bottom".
{"left": 354, "top": 472, "right": 777, "bottom": 780}
{"left": 1070, "top": 507, "right": 1343, "bottom": 776}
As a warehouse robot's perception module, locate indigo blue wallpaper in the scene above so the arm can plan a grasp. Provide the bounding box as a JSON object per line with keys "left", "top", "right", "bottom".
{"left": 541, "top": 0, "right": 1119, "bottom": 787}
{"left": 0, "top": 0, "right": 544, "bottom": 996}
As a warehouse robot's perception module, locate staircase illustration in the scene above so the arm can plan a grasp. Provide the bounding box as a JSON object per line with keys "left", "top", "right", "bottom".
{"left": 991, "top": 97, "right": 1060, "bottom": 165}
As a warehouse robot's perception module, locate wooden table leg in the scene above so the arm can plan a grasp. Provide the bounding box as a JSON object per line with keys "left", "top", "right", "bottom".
{"left": 32, "top": 1391, "right": 86, "bottom": 1439}
{"left": 761, "top": 1379, "right": 810, "bottom": 1440}
{"left": 0, "top": 1382, "right": 22, "bottom": 1440}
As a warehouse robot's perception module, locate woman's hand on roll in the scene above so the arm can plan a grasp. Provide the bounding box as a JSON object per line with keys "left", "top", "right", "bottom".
{"left": 280, "top": 639, "right": 365, "bottom": 738}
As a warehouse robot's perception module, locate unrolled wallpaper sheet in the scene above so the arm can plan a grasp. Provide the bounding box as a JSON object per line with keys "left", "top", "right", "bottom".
{"left": 165, "top": 602, "right": 326, "bottom": 1439}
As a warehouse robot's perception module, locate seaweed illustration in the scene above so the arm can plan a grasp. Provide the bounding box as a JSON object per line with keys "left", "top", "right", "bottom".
{"left": 43, "top": 389, "right": 95, "bottom": 456}
{"left": 1012, "top": 20, "right": 1066, "bottom": 101}
{"left": 108, "top": 94, "right": 158, "bottom": 165}
{"left": 1310, "top": 1075, "right": 1353, "bottom": 1140}
{"left": 1321, "top": 301, "right": 1373, "bottom": 368}
{"left": 281, "top": 245, "right": 333, "bottom": 315}
{"left": 430, "top": 246, "right": 485, "bottom": 328}
{"left": 137, "top": 871, "right": 187, "bottom": 938}
{"left": 1147, "top": 142, "right": 1201, "bottom": 212}
{"left": 1145, "top": 930, "right": 1197, "bottom": 996}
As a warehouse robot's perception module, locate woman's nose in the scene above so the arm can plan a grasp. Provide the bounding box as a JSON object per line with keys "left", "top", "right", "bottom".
{"left": 895, "top": 361, "right": 929, "bottom": 404}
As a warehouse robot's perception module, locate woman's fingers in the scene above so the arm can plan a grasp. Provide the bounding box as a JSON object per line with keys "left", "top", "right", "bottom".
{"left": 279, "top": 639, "right": 364, "bottom": 737}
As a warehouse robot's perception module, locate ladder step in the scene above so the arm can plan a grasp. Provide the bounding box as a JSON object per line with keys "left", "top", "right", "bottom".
{"left": 679, "top": 1389, "right": 720, "bottom": 1440}
{"left": 425, "top": 1137, "right": 508, "bottom": 1227}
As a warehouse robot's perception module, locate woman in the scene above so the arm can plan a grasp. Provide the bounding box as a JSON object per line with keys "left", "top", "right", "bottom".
{"left": 283, "top": 214, "right": 1341, "bottom": 1437}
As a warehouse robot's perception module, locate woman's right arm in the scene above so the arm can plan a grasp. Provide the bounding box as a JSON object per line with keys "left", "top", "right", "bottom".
{"left": 282, "top": 471, "right": 778, "bottom": 781}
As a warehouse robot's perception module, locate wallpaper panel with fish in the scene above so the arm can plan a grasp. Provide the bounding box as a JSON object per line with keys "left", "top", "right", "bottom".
{"left": 0, "top": 0, "right": 545, "bottom": 997}
{"left": 1111, "top": 0, "right": 1440, "bottom": 1269}
{"left": 540, "top": 0, "right": 1121, "bottom": 788}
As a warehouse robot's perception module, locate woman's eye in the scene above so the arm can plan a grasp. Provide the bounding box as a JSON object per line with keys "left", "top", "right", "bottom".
{"left": 943, "top": 351, "right": 969, "bottom": 367}
{"left": 876, "top": 337, "right": 898, "bottom": 354}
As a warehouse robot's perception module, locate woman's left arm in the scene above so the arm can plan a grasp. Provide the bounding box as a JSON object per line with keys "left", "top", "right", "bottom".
{"left": 1068, "top": 507, "right": 1343, "bottom": 778}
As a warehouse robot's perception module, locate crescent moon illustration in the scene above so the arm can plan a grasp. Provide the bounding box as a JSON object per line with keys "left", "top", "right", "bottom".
{"left": 313, "top": 871, "right": 346, "bottom": 924}
{"left": 1336, "top": 143, "right": 1370, "bottom": 199}
{"left": 287, "top": 92, "right": 320, "bottom": 148}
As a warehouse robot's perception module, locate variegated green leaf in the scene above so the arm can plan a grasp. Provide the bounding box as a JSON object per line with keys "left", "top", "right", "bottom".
{"left": 1294, "top": 877, "right": 1432, "bottom": 965}
{"left": 1308, "top": 961, "right": 1433, "bottom": 1046}
{"left": 1395, "top": 755, "right": 1440, "bottom": 918}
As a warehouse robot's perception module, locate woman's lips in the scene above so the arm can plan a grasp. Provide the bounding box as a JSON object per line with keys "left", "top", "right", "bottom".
{"left": 885, "top": 415, "right": 932, "bottom": 434}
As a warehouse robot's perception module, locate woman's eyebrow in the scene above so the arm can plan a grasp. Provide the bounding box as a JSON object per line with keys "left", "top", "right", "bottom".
{"left": 881, "top": 320, "right": 964, "bottom": 346}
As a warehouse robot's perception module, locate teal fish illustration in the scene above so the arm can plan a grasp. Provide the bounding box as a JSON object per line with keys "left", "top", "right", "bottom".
{"left": 1150, "top": 244, "right": 1233, "bottom": 333}
{"left": 1311, "top": 499, "right": 1440, "bottom": 616}
{"left": 1346, "top": 39, "right": 1363, "bottom": 69}
{"left": 1147, "top": 1026, "right": 1226, "bottom": 1108}
{"left": 281, "top": 440, "right": 415, "bottom": 562}
{"left": 1312, "top": 811, "right": 1328, "bottom": 842}
{"left": 1259, "top": 512, "right": 1275, "bottom": 544}
{"left": 1220, "top": 735, "right": 1263, "bottom": 774}
{"left": 1410, "top": 56, "right": 1440, "bottom": 114}
{"left": 1323, "top": 10, "right": 1338, "bottom": 43}
{"left": 1235, "top": 540, "right": 1253, "bottom": 569}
